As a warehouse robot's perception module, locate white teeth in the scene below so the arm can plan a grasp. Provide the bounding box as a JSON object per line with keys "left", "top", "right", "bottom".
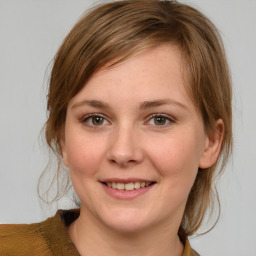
{"left": 125, "top": 182, "right": 134, "bottom": 190}
{"left": 105, "top": 181, "right": 153, "bottom": 190}
{"left": 112, "top": 182, "right": 117, "bottom": 189}
{"left": 134, "top": 182, "right": 140, "bottom": 189}
{"left": 116, "top": 183, "right": 125, "bottom": 189}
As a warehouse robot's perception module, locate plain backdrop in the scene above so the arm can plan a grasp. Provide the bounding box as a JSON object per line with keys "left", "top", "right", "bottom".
{"left": 0, "top": 1, "right": 255, "bottom": 255}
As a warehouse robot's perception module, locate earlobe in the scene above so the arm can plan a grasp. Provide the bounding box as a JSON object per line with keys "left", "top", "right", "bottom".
{"left": 61, "top": 140, "right": 69, "bottom": 168}
{"left": 199, "top": 119, "right": 224, "bottom": 169}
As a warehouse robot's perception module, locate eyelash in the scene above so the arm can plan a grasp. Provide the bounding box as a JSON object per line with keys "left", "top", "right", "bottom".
{"left": 146, "top": 113, "right": 175, "bottom": 127}
{"left": 80, "top": 113, "right": 110, "bottom": 128}
{"left": 80, "top": 113, "right": 175, "bottom": 128}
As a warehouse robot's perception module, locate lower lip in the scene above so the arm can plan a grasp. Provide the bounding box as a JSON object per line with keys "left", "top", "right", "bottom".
{"left": 101, "top": 183, "right": 155, "bottom": 200}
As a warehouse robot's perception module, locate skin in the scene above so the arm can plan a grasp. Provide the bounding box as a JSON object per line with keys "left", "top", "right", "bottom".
{"left": 62, "top": 44, "right": 223, "bottom": 256}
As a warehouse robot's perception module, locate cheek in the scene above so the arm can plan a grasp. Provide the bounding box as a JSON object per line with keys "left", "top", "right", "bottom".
{"left": 146, "top": 133, "right": 202, "bottom": 188}
{"left": 64, "top": 135, "right": 106, "bottom": 176}
{"left": 64, "top": 135, "right": 106, "bottom": 203}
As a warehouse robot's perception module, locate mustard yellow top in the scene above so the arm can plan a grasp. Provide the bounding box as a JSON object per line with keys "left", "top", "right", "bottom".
{"left": 0, "top": 209, "right": 199, "bottom": 256}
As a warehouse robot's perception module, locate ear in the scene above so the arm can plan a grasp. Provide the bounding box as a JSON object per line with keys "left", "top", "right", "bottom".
{"left": 199, "top": 119, "right": 224, "bottom": 169}
{"left": 60, "top": 134, "right": 69, "bottom": 168}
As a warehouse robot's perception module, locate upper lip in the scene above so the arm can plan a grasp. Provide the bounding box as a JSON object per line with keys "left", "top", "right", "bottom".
{"left": 100, "top": 178, "right": 156, "bottom": 184}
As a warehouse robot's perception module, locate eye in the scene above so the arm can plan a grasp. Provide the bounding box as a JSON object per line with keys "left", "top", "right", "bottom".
{"left": 81, "top": 114, "right": 110, "bottom": 127}
{"left": 147, "top": 114, "right": 174, "bottom": 126}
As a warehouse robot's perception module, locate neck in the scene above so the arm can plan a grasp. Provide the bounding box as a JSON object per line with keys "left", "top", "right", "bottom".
{"left": 68, "top": 208, "right": 184, "bottom": 256}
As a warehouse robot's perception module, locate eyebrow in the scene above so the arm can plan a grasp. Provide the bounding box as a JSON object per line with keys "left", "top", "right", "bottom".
{"left": 71, "top": 100, "right": 110, "bottom": 110}
{"left": 139, "top": 99, "right": 187, "bottom": 110}
{"left": 71, "top": 99, "right": 187, "bottom": 110}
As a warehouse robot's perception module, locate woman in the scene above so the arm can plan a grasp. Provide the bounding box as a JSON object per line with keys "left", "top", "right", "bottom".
{"left": 0, "top": 0, "right": 232, "bottom": 255}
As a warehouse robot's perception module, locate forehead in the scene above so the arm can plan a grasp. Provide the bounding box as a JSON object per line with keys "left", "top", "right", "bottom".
{"left": 69, "top": 44, "right": 197, "bottom": 114}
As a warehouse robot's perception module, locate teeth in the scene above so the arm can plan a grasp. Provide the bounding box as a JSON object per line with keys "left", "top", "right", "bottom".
{"left": 125, "top": 182, "right": 134, "bottom": 190}
{"left": 134, "top": 182, "right": 140, "bottom": 189}
{"left": 112, "top": 182, "right": 117, "bottom": 189}
{"left": 141, "top": 182, "right": 146, "bottom": 188}
{"left": 116, "top": 183, "right": 125, "bottom": 189}
{"left": 105, "top": 181, "right": 153, "bottom": 190}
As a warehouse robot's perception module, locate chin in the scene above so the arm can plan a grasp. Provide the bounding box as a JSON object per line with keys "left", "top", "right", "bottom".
{"left": 98, "top": 209, "right": 154, "bottom": 234}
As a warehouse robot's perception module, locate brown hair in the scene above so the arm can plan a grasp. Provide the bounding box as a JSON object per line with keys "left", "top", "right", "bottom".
{"left": 41, "top": 0, "right": 232, "bottom": 239}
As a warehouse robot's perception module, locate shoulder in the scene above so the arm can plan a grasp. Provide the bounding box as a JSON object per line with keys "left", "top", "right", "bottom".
{"left": 0, "top": 222, "right": 52, "bottom": 255}
{"left": 0, "top": 209, "right": 80, "bottom": 256}
{"left": 192, "top": 249, "right": 200, "bottom": 256}
{"left": 183, "top": 238, "right": 200, "bottom": 256}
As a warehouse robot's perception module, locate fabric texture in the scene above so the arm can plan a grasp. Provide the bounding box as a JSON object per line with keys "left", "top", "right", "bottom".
{"left": 0, "top": 209, "right": 199, "bottom": 256}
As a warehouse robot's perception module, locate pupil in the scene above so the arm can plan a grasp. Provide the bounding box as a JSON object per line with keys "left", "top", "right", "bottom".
{"left": 154, "top": 117, "right": 166, "bottom": 125}
{"left": 92, "top": 117, "right": 103, "bottom": 125}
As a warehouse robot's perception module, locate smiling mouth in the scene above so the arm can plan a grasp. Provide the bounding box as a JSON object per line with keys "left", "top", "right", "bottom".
{"left": 102, "top": 181, "right": 155, "bottom": 191}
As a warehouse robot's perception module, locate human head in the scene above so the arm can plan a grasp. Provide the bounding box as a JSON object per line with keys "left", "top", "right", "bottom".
{"left": 44, "top": 0, "right": 232, "bottom": 238}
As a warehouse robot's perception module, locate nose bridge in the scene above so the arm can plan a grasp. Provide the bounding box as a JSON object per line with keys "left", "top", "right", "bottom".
{"left": 107, "top": 122, "right": 143, "bottom": 166}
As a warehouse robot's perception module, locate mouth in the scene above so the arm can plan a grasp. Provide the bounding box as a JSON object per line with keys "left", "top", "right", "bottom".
{"left": 99, "top": 178, "right": 156, "bottom": 199}
{"left": 101, "top": 181, "right": 156, "bottom": 191}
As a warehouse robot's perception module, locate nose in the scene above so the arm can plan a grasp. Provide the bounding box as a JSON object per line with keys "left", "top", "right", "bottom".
{"left": 107, "top": 125, "right": 144, "bottom": 168}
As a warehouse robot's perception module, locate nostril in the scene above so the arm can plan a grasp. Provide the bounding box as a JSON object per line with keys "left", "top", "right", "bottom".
{"left": 109, "top": 158, "right": 137, "bottom": 167}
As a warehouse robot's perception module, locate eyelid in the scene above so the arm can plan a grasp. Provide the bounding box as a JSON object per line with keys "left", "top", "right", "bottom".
{"left": 80, "top": 113, "right": 111, "bottom": 127}
{"left": 145, "top": 113, "right": 175, "bottom": 126}
{"left": 79, "top": 112, "right": 175, "bottom": 127}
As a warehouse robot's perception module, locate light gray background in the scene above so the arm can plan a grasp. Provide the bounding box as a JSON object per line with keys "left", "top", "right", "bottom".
{"left": 0, "top": 1, "right": 255, "bottom": 255}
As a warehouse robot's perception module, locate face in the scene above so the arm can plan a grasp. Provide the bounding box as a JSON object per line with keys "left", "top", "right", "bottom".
{"left": 62, "top": 44, "right": 213, "bottom": 234}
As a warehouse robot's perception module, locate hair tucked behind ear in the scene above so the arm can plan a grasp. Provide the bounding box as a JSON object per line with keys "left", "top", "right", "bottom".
{"left": 39, "top": 0, "right": 232, "bottom": 239}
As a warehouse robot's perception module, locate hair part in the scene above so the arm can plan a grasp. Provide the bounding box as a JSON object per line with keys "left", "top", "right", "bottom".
{"left": 40, "top": 0, "right": 232, "bottom": 239}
